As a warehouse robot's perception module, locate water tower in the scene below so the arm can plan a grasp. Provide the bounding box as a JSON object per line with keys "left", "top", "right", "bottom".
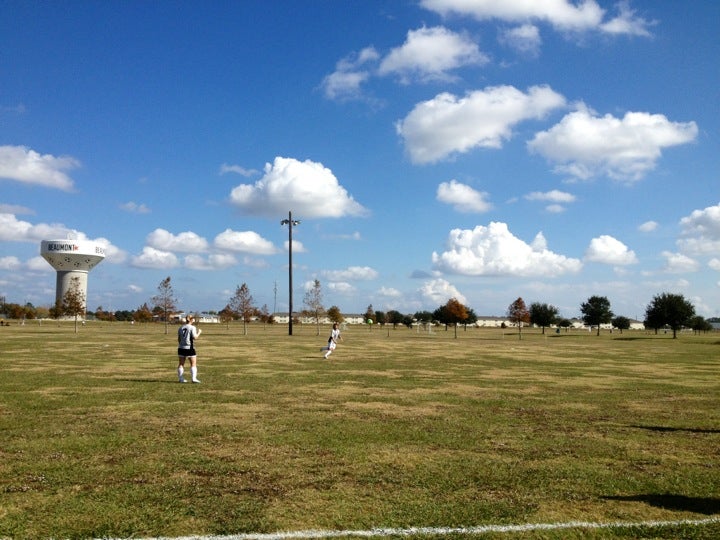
{"left": 40, "top": 238, "right": 105, "bottom": 310}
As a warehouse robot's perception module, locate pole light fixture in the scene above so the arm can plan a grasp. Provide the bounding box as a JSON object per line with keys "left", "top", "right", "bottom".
{"left": 280, "top": 211, "right": 301, "bottom": 335}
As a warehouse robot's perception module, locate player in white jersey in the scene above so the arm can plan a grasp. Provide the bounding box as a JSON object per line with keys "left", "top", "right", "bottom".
{"left": 321, "top": 322, "right": 341, "bottom": 359}
{"left": 177, "top": 315, "right": 202, "bottom": 383}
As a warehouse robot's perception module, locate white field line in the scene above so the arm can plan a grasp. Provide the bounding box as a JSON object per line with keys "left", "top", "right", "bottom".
{"left": 107, "top": 516, "right": 720, "bottom": 540}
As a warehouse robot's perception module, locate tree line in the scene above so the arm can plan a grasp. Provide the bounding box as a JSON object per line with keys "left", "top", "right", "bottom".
{"left": 1, "top": 277, "right": 715, "bottom": 339}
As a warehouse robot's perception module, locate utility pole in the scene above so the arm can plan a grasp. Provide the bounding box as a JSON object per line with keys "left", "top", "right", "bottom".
{"left": 280, "top": 211, "right": 301, "bottom": 335}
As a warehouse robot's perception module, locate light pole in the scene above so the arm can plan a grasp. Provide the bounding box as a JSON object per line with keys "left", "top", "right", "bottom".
{"left": 281, "top": 211, "right": 301, "bottom": 335}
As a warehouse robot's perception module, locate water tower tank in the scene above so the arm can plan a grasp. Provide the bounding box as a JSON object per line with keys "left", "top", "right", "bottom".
{"left": 40, "top": 239, "right": 106, "bottom": 310}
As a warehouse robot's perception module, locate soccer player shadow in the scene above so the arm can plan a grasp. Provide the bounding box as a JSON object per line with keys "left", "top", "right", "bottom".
{"left": 602, "top": 494, "right": 720, "bottom": 515}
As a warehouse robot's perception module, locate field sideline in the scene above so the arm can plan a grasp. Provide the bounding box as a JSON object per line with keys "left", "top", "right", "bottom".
{"left": 1, "top": 321, "right": 718, "bottom": 539}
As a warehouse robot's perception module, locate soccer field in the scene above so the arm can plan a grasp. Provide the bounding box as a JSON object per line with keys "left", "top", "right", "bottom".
{"left": 1, "top": 321, "right": 718, "bottom": 539}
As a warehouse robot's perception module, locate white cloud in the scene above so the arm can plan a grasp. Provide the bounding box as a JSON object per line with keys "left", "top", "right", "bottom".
{"left": 27, "top": 256, "right": 52, "bottom": 272}
{"left": 420, "top": 0, "right": 652, "bottom": 36}
{"left": 0, "top": 213, "right": 69, "bottom": 242}
{"left": 709, "top": 258, "right": 720, "bottom": 271}
{"left": 500, "top": 24, "right": 541, "bottom": 56}
{"left": 184, "top": 253, "right": 237, "bottom": 271}
{"left": 0, "top": 256, "right": 21, "bottom": 271}
{"left": 327, "top": 281, "right": 356, "bottom": 295}
{"left": 528, "top": 106, "right": 698, "bottom": 182}
{"left": 437, "top": 180, "right": 492, "bottom": 213}
{"left": 214, "top": 229, "right": 279, "bottom": 255}
{"left": 0, "top": 145, "right": 80, "bottom": 191}
{"left": 284, "top": 239, "right": 306, "bottom": 253}
{"left": 0, "top": 213, "right": 126, "bottom": 263}
{"left": 661, "top": 251, "right": 699, "bottom": 274}
{"left": 677, "top": 202, "right": 720, "bottom": 255}
{"left": 219, "top": 163, "right": 259, "bottom": 177}
{"left": 638, "top": 220, "right": 658, "bottom": 232}
{"left": 0, "top": 204, "right": 33, "bottom": 215}
{"left": 322, "top": 266, "right": 379, "bottom": 281}
{"left": 525, "top": 189, "right": 576, "bottom": 203}
{"left": 146, "top": 228, "right": 209, "bottom": 253}
{"left": 432, "top": 221, "right": 582, "bottom": 277}
{"left": 119, "top": 201, "right": 151, "bottom": 214}
{"left": 585, "top": 235, "right": 638, "bottom": 265}
{"left": 379, "top": 26, "right": 488, "bottom": 83}
{"left": 397, "top": 85, "right": 566, "bottom": 164}
{"left": 131, "top": 247, "right": 179, "bottom": 269}
{"left": 418, "top": 278, "right": 467, "bottom": 306}
{"left": 229, "top": 156, "right": 368, "bottom": 218}
{"left": 377, "top": 286, "right": 402, "bottom": 298}
{"left": 321, "top": 47, "right": 379, "bottom": 101}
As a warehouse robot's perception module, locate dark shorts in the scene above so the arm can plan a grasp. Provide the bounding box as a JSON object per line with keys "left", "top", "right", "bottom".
{"left": 178, "top": 347, "right": 197, "bottom": 358}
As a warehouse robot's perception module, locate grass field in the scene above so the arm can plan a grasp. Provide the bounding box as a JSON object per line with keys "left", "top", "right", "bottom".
{"left": 1, "top": 321, "right": 718, "bottom": 539}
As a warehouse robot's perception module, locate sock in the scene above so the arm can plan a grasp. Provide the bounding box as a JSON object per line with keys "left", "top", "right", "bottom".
{"left": 178, "top": 366, "right": 184, "bottom": 380}
{"left": 191, "top": 366, "right": 198, "bottom": 380}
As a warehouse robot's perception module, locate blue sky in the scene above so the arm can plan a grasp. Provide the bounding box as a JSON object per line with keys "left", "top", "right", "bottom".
{"left": 1, "top": 0, "right": 718, "bottom": 319}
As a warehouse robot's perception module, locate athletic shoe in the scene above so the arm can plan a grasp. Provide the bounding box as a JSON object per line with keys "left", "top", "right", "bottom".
{"left": 192, "top": 379, "right": 201, "bottom": 384}
{"left": 179, "top": 379, "right": 187, "bottom": 383}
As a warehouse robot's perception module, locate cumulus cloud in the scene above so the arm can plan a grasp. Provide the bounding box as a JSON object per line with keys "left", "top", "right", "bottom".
{"left": 0, "top": 212, "right": 126, "bottom": 263}
{"left": 0, "top": 256, "right": 22, "bottom": 271}
{"left": 321, "top": 47, "right": 379, "bottom": 101}
{"left": 119, "top": 201, "right": 151, "bottom": 214}
{"left": 327, "top": 281, "right": 356, "bottom": 295}
{"left": 500, "top": 24, "right": 541, "bottom": 56}
{"left": 584, "top": 235, "right": 638, "bottom": 265}
{"left": 379, "top": 26, "right": 488, "bottom": 83}
{"left": 432, "top": 221, "right": 582, "bottom": 277}
{"left": 229, "top": 156, "right": 368, "bottom": 218}
{"left": 131, "top": 247, "right": 179, "bottom": 269}
{"left": 397, "top": 85, "right": 566, "bottom": 164}
{"left": 0, "top": 145, "right": 80, "bottom": 191}
{"left": 214, "top": 229, "right": 279, "bottom": 255}
{"left": 420, "top": 0, "right": 653, "bottom": 36}
{"left": 418, "top": 278, "right": 467, "bottom": 306}
{"left": 528, "top": 107, "right": 698, "bottom": 182}
{"left": 322, "top": 266, "right": 379, "bottom": 281}
{"left": 525, "top": 189, "right": 576, "bottom": 212}
{"left": 184, "top": 253, "right": 238, "bottom": 271}
{"left": 638, "top": 220, "right": 658, "bottom": 232}
{"left": 677, "top": 202, "right": 720, "bottom": 255}
{"left": 146, "top": 228, "right": 209, "bottom": 253}
{"left": 661, "top": 251, "right": 699, "bottom": 273}
{"left": 437, "top": 180, "right": 492, "bottom": 213}
{"left": 709, "top": 258, "right": 720, "bottom": 271}
{"left": 0, "top": 212, "right": 69, "bottom": 242}
{"left": 219, "top": 163, "right": 259, "bottom": 177}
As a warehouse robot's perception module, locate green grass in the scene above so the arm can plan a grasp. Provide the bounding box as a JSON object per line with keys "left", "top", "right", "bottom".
{"left": 0, "top": 321, "right": 718, "bottom": 539}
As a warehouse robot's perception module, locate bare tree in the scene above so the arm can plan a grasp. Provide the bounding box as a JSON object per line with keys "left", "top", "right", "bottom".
{"left": 152, "top": 276, "right": 177, "bottom": 334}
{"left": 303, "top": 279, "right": 325, "bottom": 336}
{"left": 228, "top": 283, "right": 255, "bottom": 335}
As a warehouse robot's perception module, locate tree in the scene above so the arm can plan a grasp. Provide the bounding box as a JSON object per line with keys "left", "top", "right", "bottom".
{"left": 529, "top": 302, "right": 559, "bottom": 334}
{"left": 151, "top": 276, "right": 177, "bottom": 334}
{"left": 386, "top": 310, "right": 405, "bottom": 328}
{"left": 644, "top": 293, "right": 695, "bottom": 339}
{"left": 580, "top": 295, "right": 613, "bottom": 336}
{"left": 689, "top": 315, "right": 712, "bottom": 334}
{"left": 133, "top": 303, "right": 154, "bottom": 323}
{"left": 364, "top": 304, "right": 376, "bottom": 324}
{"left": 375, "top": 311, "right": 386, "bottom": 325}
{"left": 228, "top": 283, "right": 255, "bottom": 335}
{"left": 303, "top": 279, "right": 325, "bottom": 336}
{"left": 612, "top": 316, "right": 631, "bottom": 334}
{"left": 258, "top": 304, "right": 273, "bottom": 326}
{"left": 62, "top": 276, "right": 86, "bottom": 333}
{"left": 433, "top": 298, "right": 469, "bottom": 338}
{"left": 327, "top": 305, "right": 344, "bottom": 324}
{"left": 507, "top": 297, "right": 530, "bottom": 340}
{"left": 218, "top": 305, "right": 234, "bottom": 329}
